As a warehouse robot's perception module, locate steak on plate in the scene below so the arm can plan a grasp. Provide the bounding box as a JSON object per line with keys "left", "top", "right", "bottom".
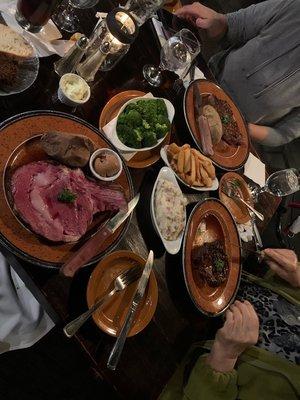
{"left": 191, "top": 240, "right": 229, "bottom": 286}
{"left": 11, "top": 161, "right": 127, "bottom": 242}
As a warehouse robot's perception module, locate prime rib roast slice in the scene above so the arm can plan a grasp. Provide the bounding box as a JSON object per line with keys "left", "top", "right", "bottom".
{"left": 11, "top": 161, "right": 127, "bottom": 242}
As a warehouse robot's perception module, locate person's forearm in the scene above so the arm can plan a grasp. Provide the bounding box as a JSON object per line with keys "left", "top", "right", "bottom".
{"left": 206, "top": 340, "right": 237, "bottom": 372}
{"left": 248, "top": 123, "right": 269, "bottom": 143}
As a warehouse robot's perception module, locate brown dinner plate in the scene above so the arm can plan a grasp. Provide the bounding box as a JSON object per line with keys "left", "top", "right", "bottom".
{"left": 184, "top": 79, "right": 249, "bottom": 170}
{"left": 183, "top": 198, "right": 241, "bottom": 316}
{"left": 99, "top": 90, "right": 171, "bottom": 169}
{"left": 219, "top": 172, "right": 253, "bottom": 224}
{"left": 86, "top": 250, "right": 158, "bottom": 337}
{"left": 0, "top": 110, "right": 134, "bottom": 268}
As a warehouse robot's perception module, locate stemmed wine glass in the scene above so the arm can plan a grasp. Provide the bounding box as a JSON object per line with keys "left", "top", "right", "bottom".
{"left": 52, "top": 0, "right": 99, "bottom": 33}
{"left": 143, "top": 29, "right": 200, "bottom": 87}
{"left": 251, "top": 168, "right": 300, "bottom": 201}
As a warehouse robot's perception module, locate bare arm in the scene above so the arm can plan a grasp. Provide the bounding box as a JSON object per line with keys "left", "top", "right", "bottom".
{"left": 248, "top": 108, "right": 300, "bottom": 147}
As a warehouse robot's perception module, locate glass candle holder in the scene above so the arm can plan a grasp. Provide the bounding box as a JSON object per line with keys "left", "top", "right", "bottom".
{"left": 77, "top": 8, "right": 138, "bottom": 82}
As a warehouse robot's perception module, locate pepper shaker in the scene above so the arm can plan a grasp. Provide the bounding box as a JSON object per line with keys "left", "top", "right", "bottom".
{"left": 54, "top": 35, "right": 89, "bottom": 77}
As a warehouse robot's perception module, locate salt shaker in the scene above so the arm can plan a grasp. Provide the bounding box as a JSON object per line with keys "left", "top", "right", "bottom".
{"left": 54, "top": 36, "right": 89, "bottom": 77}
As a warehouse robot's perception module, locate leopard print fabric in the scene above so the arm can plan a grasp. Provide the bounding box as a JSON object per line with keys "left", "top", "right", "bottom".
{"left": 237, "top": 281, "right": 300, "bottom": 365}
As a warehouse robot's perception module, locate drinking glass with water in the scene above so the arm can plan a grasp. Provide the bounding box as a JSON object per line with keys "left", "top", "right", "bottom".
{"left": 143, "top": 29, "right": 200, "bottom": 87}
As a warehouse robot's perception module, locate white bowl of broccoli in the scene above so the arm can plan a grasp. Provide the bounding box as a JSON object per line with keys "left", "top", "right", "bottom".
{"left": 109, "top": 97, "right": 175, "bottom": 152}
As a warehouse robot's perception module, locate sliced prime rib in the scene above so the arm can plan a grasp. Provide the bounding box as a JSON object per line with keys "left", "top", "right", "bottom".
{"left": 11, "top": 161, "right": 127, "bottom": 242}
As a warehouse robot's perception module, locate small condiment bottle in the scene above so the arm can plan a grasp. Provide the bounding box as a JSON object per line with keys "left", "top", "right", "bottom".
{"left": 54, "top": 35, "right": 89, "bottom": 77}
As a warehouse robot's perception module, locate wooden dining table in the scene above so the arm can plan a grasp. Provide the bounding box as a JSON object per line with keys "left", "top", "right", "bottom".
{"left": 0, "top": 2, "right": 281, "bottom": 399}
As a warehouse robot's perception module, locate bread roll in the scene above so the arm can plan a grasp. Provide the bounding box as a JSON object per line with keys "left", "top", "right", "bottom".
{"left": 0, "top": 24, "right": 34, "bottom": 60}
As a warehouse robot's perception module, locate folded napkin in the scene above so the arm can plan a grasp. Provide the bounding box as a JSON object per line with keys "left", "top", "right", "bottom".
{"left": 244, "top": 152, "right": 266, "bottom": 188}
{"left": 102, "top": 92, "right": 154, "bottom": 161}
{"left": 0, "top": 0, "right": 73, "bottom": 57}
{"left": 0, "top": 253, "right": 55, "bottom": 354}
{"left": 237, "top": 221, "right": 254, "bottom": 243}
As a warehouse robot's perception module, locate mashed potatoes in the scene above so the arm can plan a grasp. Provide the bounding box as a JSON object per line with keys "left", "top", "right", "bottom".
{"left": 154, "top": 179, "right": 186, "bottom": 240}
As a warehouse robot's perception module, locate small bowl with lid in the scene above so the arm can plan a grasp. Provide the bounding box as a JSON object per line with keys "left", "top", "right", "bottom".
{"left": 58, "top": 73, "right": 90, "bottom": 106}
{"left": 89, "top": 148, "right": 123, "bottom": 181}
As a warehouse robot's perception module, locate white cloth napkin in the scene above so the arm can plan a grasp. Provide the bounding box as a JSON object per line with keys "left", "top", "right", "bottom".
{"left": 102, "top": 92, "right": 154, "bottom": 161}
{"left": 0, "top": 0, "right": 73, "bottom": 57}
{"left": 0, "top": 253, "right": 55, "bottom": 354}
{"left": 237, "top": 221, "right": 254, "bottom": 242}
{"left": 244, "top": 152, "right": 266, "bottom": 188}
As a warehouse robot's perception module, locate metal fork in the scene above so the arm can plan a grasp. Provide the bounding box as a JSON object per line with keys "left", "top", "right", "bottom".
{"left": 222, "top": 183, "right": 264, "bottom": 222}
{"left": 63, "top": 265, "right": 142, "bottom": 338}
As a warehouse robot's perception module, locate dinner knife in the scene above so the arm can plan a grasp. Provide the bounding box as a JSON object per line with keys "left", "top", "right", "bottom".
{"left": 60, "top": 193, "right": 140, "bottom": 278}
{"left": 107, "top": 250, "right": 154, "bottom": 370}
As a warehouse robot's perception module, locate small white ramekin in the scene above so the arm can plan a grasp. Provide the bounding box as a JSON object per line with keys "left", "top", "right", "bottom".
{"left": 58, "top": 73, "right": 90, "bottom": 107}
{"left": 89, "top": 148, "right": 123, "bottom": 182}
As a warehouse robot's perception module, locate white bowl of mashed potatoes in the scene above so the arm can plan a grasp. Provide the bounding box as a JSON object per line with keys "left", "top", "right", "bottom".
{"left": 151, "top": 167, "right": 187, "bottom": 255}
{"left": 58, "top": 73, "right": 90, "bottom": 106}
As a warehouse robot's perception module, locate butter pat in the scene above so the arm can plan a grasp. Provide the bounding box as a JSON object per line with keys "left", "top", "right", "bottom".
{"left": 58, "top": 73, "right": 90, "bottom": 106}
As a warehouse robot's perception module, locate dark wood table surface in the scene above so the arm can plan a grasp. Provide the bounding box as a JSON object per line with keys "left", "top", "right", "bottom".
{"left": 0, "top": 2, "right": 280, "bottom": 399}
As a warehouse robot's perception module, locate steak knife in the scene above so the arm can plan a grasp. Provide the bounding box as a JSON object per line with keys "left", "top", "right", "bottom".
{"left": 60, "top": 193, "right": 140, "bottom": 278}
{"left": 107, "top": 250, "right": 154, "bottom": 370}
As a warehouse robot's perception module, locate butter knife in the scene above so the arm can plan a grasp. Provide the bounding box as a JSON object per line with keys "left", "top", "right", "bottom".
{"left": 61, "top": 193, "right": 140, "bottom": 278}
{"left": 107, "top": 250, "right": 154, "bottom": 370}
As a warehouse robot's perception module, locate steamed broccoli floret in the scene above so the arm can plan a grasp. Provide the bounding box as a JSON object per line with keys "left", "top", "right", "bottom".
{"left": 154, "top": 114, "right": 170, "bottom": 138}
{"left": 143, "top": 131, "right": 157, "bottom": 147}
{"left": 142, "top": 119, "right": 151, "bottom": 130}
{"left": 126, "top": 128, "right": 143, "bottom": 148}
{"left": 156, "top": 99, "right": 168, "bottom": 117}
{"left": 117, "top": 113, "right": 128, "bottom": 126}
{"left": 117, "top": 124, "right": 132, "bottom": 142}
{"left": 125, "top": 110, "right": 142, "bottom": 127}
{"left": 136, "top": 99, "right": 157, "bottom": 121}
{"left": 124, "top": 103, "right": 139, "bottom": 113}
{"left": 117, "top": 123, "right": 142, "bottom": 148}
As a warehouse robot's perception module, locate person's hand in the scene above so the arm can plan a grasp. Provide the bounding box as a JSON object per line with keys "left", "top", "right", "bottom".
{"left": 206, "top": 300, "right": 259, "bottom": 372}
{"left": 263, "top": 248, "right": 300, "bottom": 288}
{"left": 175, "top": 2, "right": 227, "bottom": 39}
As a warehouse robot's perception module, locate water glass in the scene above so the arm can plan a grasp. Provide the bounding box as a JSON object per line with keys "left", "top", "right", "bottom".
{"left": 143, "top": 28, "right": 200, "bottom": 87}
{"left": 124, "top": 0, "right": 164, "bottom": 26}
{"left": 251, "top": 168, "right": 300, "bottom": 201}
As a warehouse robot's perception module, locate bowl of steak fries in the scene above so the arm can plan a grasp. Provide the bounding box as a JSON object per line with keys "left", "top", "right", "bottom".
{"left": 182, "top": 198, "right": 241, "bottom": 316}
{"left": 184, "top": 79, "right": 249, "bottom": 171}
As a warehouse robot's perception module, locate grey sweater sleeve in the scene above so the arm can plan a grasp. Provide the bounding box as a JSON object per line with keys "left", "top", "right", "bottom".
{"left": 260, "top": 108, "right": 300, "bottom": 147}
{"left": 226, "top": 0, "right": 291, "bottom": 45}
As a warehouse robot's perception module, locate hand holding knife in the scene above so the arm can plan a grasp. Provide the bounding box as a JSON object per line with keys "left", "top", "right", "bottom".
{"left": 107, "top": 250, "right": 154, "bottom": 370}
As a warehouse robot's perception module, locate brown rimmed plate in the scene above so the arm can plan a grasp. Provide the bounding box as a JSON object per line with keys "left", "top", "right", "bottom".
{"left": 184, "top": 79, "right": 249, "bottom": 171}
{"left": 183, "top": 198, "right": 241, "bottom": 316}
{"left": 0, "top": 110, "right": 134, "bottom": 269}
{"left": 219, "top": 172, "right": 253, "bottom": 224}
{"left": 99, "top": 90, "right": 171, "bottom": 169}
{"left": 86, "top": 250, "right": 158, "bottom": 337}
